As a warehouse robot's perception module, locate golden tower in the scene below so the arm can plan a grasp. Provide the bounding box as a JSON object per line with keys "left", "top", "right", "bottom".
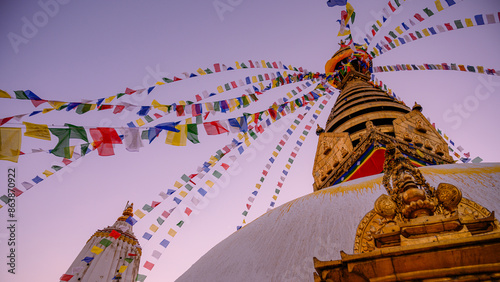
{"left": 313, "top": 44, "right": 453, "bottom": 191}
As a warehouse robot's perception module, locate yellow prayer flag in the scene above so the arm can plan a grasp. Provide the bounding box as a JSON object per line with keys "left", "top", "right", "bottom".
{"left": 43, "top": 170, "right": 53, "bottom": 177}
{"left": 206, "top": 180, "right": 214, "bottom": 187}
{"left": 258, "top": 82, "right": 265, "bottom": 90}
{"left": 251, "top": 76, "right": 257, "bottom": 83}
{"left": 91, "top": 246, "right": 103, "bottom": 255}
{"left": 155, "top": 81, "right": 165, "bottom": 85}
{"left": 168, "top": 228, "right": 177, "bottom": 237}
{"left": 136, "top": 119, "right": 145, "bottom": 127}
{"left": 299, "top": 135, "right": 306, "bottom": 141}
{"left": 285, "top": 164, "right": 291, "bottom": 170}
{"left": 272, "top": 195, "right": 278, "bottom": 200}
{"left": 150, "top": 224, "right": 159, "bottom": 232}
{"left": 310, "top": 101, "right": 315, "bottom": 106}
{"left": 376, "top": 20, "right": 382, "bottom": 27}
{"left": 394, "top": 39, "right": 400, "bottom": 46}
{"left": 165, "top": 124, "right": 187, "bottom": 146}
{"left": 477, "top": 66, "right": 484, "bottom": 73}
{"left": 48, "top": 101, "right": 66, "bottom": 110}
{"left": 291, "top": 124, "right": 296, "bottom": 130}
{"left": 0, "top": 128, "right": 22, "bottom": 163}
{"left": 272, "top": 151, "right": 278, "bottom": 157}
{"left": 179, "top": 191, "right": 188, "bottom": 198}
{"left": 134, "top": 209, "right": 146, "bottom": 218}
{"left": 255, "top": 184, "right": 261, "bottom": 189}
{"left": 173, "top": 181, "right": 182, "bottom": 188}
{"left": 0, "top": 89, "right": 12, "bottom": 98}
{"left": 338, "top": 29, "right": 350, "bottom": 37}
{"left": 287, "top": 92, "right": 293, "bottom": 99}
{"left": 395, "top": 26, "right": 403, "bottom": 35}
{"left": 444, "top": 134, "right": 449, "bottom": 140}
{"left": 242, "top": 219, "right": 246, "bottom": 224}
{"left": 261, "top": 60, "right": 267, "bottom": 68}
{"left": 152, "top": 99, "right": 169, "bottom": 113}
{"left": 185, "top": 118, "right": 192, "bottom": 125}
{"left": 288, "top": 65, "right": 293, "bottom": 70}
{"left": 244, "top": 138, "right": 251, "bottom": 147}
{"left": 237, "top": 133, "right": 244, "bottom": 140}
{"left": 283, "top": 71, "right": 288, "bottom": 77}
{"left": 422, "top": 29, "right": 430, "bottom": 36}
{"left": 179, "top": 100, "right": 186, "bottom": 106}
{"left": 104, "top": 96, "right": 115, "bottom": 103}
{"left": 454, "top": 152, "right": 460, "bottom": 158}
{"left": 416, "top": 149, "right": 424, "bottom": 158}
{"left": 435, "top": 0, "right": 444, "bottom": 11}
{"left": 315, "top": 110, "right": 321, "bottom": 115}
{"left": 465, "top": 18, "right": 473, "bottom": 27}
{"left": 418, "top": 65, "right": 425, "bottom": 70}
{"left": 235, "top": 62, "right": 241, "bottom": 69}
{"left": 346, "top": 3, "right": 354, "bottom": 21}
{"left": 90, "top": 104, "right": 97, "bottom": 110}
{"left": 118, "top": 265, "right": 128, "bottom": 273}
{"left": 42, "top": 108, "right": 54, "bottom": 114}
{"left": 23, "top": 122, "right": 51, "bottom": 140}
{"left": 197, "top": 68, "right": 207, "bottom": 75}
{"left": 217, "top": 86, "right": 224, "bottom": 93}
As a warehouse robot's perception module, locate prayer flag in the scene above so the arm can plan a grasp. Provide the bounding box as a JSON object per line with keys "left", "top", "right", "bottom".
{"left": 160, "top": 239, "right": 170, "bottom": 248}
{"left": 0, "top": 128, "right": 22, "bottom": 163}
{"left": 91, "top": 246, "right": 103, "bottom": 255}
{"left": 109, "top": 230, "right": 121, "bottom": 239}
{"left": 23, "top": 122, "right": 51, "bottom": 140}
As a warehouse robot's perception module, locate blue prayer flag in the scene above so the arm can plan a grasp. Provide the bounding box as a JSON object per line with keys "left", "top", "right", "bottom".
{"left": 198, "top": 188, "right": 207, "bottom": 196}
{"left": 126, "top": 216, "right": 137, "bottom": 226}
{"left": 160, "top": 239, "right": 170, "bottom": 248}
{"left": 32, "top": 176, "right": 43, "bottom": 184}
{"left": 147, "top": 86, "right": 155, "bottom": 94}
{"left": 142, "top": 232, "right": 152, "bottom": 240}
{"left": 173, "top": 197, "right": 182, "bottom": 204}
{"left": 82, "top": 257, "right": 94, "bottom": 263}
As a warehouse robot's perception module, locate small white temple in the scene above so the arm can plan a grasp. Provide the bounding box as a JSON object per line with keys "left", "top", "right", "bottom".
{"left": 61, "top": 203, "right": 142, "bottom": 282}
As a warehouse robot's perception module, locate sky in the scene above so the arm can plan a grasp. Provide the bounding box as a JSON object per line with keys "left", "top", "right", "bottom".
{"left": 0, "top": 0, "right": 499, "bottom": 281}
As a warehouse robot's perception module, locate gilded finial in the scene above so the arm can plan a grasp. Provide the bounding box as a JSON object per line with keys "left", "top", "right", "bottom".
{"left": 117, "top": 202, "right": 134, "bottom": 221}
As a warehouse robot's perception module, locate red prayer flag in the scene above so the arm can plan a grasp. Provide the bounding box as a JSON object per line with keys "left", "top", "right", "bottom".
{"left": 195, "top": 94, "right": 202, "bottom": 101}
{"left": 128, "top": 253, "right": 137, "bottom": 256}
{"left": 279, "top": 140, "right": 285, "bottom": 146}
{"left": 62, "top": 158, "right": 72, "bottom": 165}
{"left": 388, "top": 2, "right": 396, "bottom": 12}
{"left": 98, "top": 104, "right": 114, "bottom": 111}
{"left": 299, "top": 67, "right": 303, "bottom": 72}
{"left": 173, "top": 76, "right": 182, "bottom": 81}
{"left": 444, "top": 23, "right": 453, "bottom": 30}
{"left": 152, "top": 201, "right": 160, "bottom": 208}
{"left": 0, "top": 116, "right": 14, "bottom": 126}
{"left": 414, "top": 13, "right": 424, "bottom": 22}
{"left": 31, "top": 99, "right": 47, "bottom": 107}
{"left": 384, "top": 36, "right": 392, "bottom": 43}
{"left": 185, "top": 207, "right": 192, "bottom": 216}
{"left": 277, "top": 182, "right": 283, "bottom": 188}
{"left": 262, "top": 170, "right": 268, "bottom": 176}
{"left": 246, "top": 204, "right": 251, "bottom": 210}
{"left": 264, "top": 73, "right": 270, "bottom": 80}
{"left": 203, "top": 121, "right": 229, "bottom": 135}
{"left": 125, "top": 88, "right": 136, "bottom": 94}
{"left": 272, "top": 62, "right": 278, "bottom": 68}
{"left": 231, "top": 81, "right": 237, "bottom": 88}
{"left": 60, "top": 274, "right": 74, "bottom": 281}
{"left": 90, "top": 128, "right": 122, "bottom": 156}
{"left": 176, "top": 105, "right": 185, "bottom": 116}
{"left": 409, "top": 33, "right": 417, "bottom": 40}
{"left": 12, "top": 187, "right": 23, "bottom": 197}
{"left": 154, "top": 113, "right": 163, "bottom": 119}
{"left": 372, "top": 29, "right": 376, "bottom": 36}
{"left": 162, "top": 211, "right": 170, "bottom": 218}
{"left": 214, "top": 63, "right": 221, "bottom": 72}
{"left": 113, "top": 105, "right": 125, "bottom": 114}
{"left": 248, "top": 60, "right": 255, "bottom": 68}
{"left": 268, "top": 108, "right": 277, "bottom": 121}
{"left": 221, "top": 163, "right": 229, "bottom": 170}
{"left": 305, "top": 125, "right": 312, "bottom": 130}
{"left": 143, "top": 261, "right": 154, "bottom": 270}
{"left": 109, "top": 229, "right": 121, "bottom": 239}
{"left": 290, "top": 152, "right": 297, "bottom": 158}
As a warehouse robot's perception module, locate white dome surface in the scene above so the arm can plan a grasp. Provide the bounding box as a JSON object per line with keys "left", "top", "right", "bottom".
{"left": 176, "top": 163, "right": 500, "bottom": 282}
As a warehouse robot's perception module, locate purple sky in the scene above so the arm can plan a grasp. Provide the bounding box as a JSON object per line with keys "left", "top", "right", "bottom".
{"left": 0, "top": 0, "right": 499, "bottom": 281}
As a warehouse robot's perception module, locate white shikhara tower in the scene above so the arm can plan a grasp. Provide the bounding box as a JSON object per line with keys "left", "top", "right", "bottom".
{"left": 61, "top": 203, "right": 142, "bottom": 282}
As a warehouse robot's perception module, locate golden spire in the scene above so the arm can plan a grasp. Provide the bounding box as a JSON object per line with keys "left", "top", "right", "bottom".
{"left": 117, "top": 202, "right": 134, "bottom": 221}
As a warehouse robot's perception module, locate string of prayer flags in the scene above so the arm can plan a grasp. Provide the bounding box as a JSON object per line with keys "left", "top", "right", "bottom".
{"left": 370, "top": 12, "right": 499, "bottom": 58}
{"left": 372, "top": 63, "right": 499, "bottom": 76}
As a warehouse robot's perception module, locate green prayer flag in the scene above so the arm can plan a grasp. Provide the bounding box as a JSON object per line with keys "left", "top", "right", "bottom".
{"left": 136, "top": 274, "right": 147, "bottom": 282}
{"left": 177, "top": 220, "right": 184, "bottom": 227}
{"left": 144, "top": 115, "right": 153, "bottom": 123}
{"left": 372, "top": 24, "right": 379, "bottom": 32}
{"left": 303, "top": 130, "right": 308, "bottom": 136}
{"left": 275, "top": 189, "right": 280, "bottom": 194}
{"left": 242, "top": 211, "right": 248, "bottom": 216}
{"left": 242, "top": 96, "right": 250, "bottom": 107}
{"left": 389, "top": 31, "right": 397, "bottom": 39}
{"left": 260, "top": 177, "right": 265, "bottom": 182}
{"left": 389, "top": 42, "right": 395, "bottom": 49}
{"left": 258, "top": 75, "right": 263, "bottom": 81}
{"left": 276, "top": 145, "right": 282, "bottom": 151}
{"left": 124, "top": 258, "right": 133, "bottom": 263}
{"left": 100, "top": 238, "right": 112, "bottom": 247}
{"left": 294, "top": 120, "right": 300, "bottom": 125}
{"left": 240, "top": 63, "right": 247, "bottom": 68}
{"left": 157, "top": 217, "right": 164, "bottom": 225}
{"left": 141, "top": 130, "right": 148, "bottom": 140}
{"left": 213, "top": 101, "right": 220, "bottom": 112}
{"left": 57, "top": 104, "right": 68, "bottom": 111}
{"left": 81, "top": 143, "right": 89, "bottom": 156}
{"left": 187, "top": 124, "right": 199, "bottom": 144}
{"left": 415, "top": 31, "right": 423, "bottom": 38}
{"left": 204, "top": 68, "right": 213, "bottom": 74}
{"left": 116, "top": 93, "right": 126, "bottom": 99}
{"left": 224, "top": 83, "right": 231, "bottom": 91}
{"left": 76, "top": 104, "right": 92, "bottom": 114}
{"left": 51, "top": 165, "right": 63, "bottom": 171}
{"left": 319, "top": 104, "right": 325, "bottom": 109}
{"left": 394, "top": 0, "right": 400, "bottom": 7}
{"left": 213, "top": 170, "right": 222, "bottom": 178}
{"left": 181, "top": 174, "right": 190, "bottom": 182}
{"left": 143, "top": 204, "right": 153, "bottom": 212}
{"left": 185, "top": 184, "right": 193, "bottom": 191}
{"left": 266, "top": 62, "right": 272, "bottom": 68}
{"left": 163, "top": 77, "right": 173, "bottom": 83}
{"left": 423, "top": 8, "right": 434, "bottom": 17}
{"left": 49, "top": 124, "right": 88, "bottom": 158}
{"left": 350, "top": 11, "right": 356, "bottom": 23}
{"left": 249, "top": 130, "right": 257, "bottom": 140}
{"left": 288, "top": 158, "right": 294, "bottom": 164}
{"left": 14, "top": 90, "right": 29, "bottom": 99}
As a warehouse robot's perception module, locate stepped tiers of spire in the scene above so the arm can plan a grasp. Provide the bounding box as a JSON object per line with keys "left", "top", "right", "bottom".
{"left": 63, "top": 203, "right": 142, "bottom": 282}
{"left": 312, "top": 46, "right": 452, "bottom": 191}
